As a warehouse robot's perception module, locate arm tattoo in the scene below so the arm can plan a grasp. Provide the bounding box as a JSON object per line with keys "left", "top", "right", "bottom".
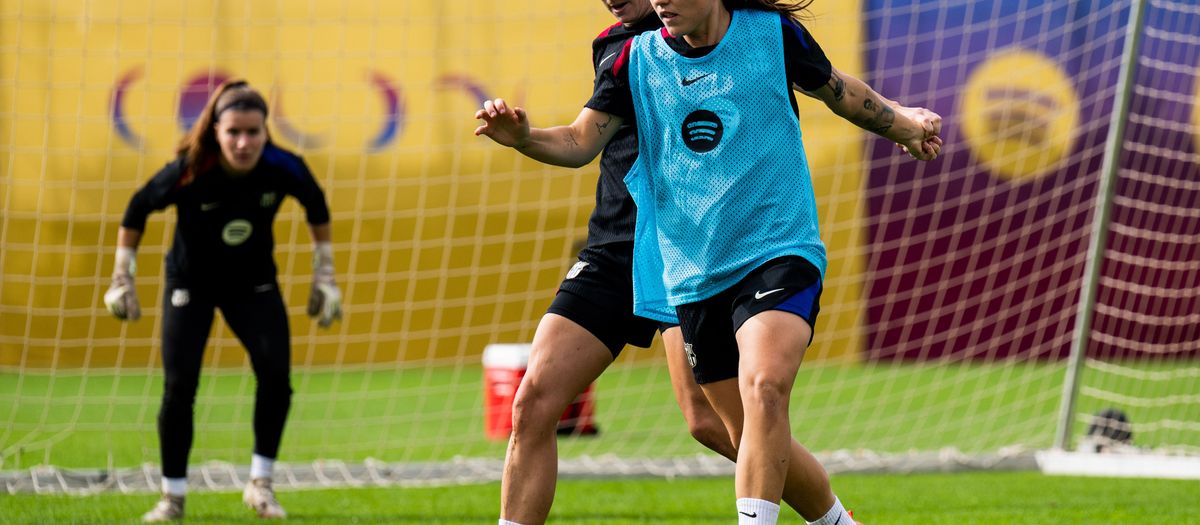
{"left": 827, "top": 72, "right": 845, "bottom": 101}
{"left": 861, "top": 97, "right": 894, "bottom": 135}
{"left": 593, "top": 114, "right": 613, "bottom": 136}
{"left": 565, "top": 130, "right": 580, "bottom": 148}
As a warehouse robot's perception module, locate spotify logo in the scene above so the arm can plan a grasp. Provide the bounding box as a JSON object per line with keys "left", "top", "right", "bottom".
{"left": 221, "top": 219, "right": 253, "bottom": 246}
{"left": 960, "top": 49, "right": 1079, "bottom": 180}
{"left": 681, "top": 109, "right": 723, "bottom": 153}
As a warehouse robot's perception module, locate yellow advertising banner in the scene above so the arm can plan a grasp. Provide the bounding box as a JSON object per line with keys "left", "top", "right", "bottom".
{"left": 0, "top": 0, "right": 864, "bottom": 367}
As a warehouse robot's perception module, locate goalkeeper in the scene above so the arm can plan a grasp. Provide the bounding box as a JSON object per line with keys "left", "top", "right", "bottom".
{"left": 104, "top": 80, "right": 341, "bottom": 522}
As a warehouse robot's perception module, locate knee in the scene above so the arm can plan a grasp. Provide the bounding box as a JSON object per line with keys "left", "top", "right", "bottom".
{"left": 509, "top": 383, "right": 561, "bottom": 437}
{"left": 255, "top": 366, "right": 292, "bottom": 392}
{"left": 741, "top": 374, "right": 792, "bottom": 414}
{"left": 687, "top": 417, "right": 738, "bottom": 459}
{"left": 161, "top": 378, "right": 199, "bottom": 409}
{"left": 257, "top": 377, "right": 293, "bottom": 405}
{"left": 677, "top": 397, "right": 738, "bottom": 459}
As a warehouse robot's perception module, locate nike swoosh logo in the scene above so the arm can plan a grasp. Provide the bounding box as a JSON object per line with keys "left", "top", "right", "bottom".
{"left": 754, "top": 288, "right": 785, "bottom": 300}
{"left": 738, "top": 511, "right": 757, "bottom": 518}
{"left": 200, "top": 202, "right": 220, "bottom": 211}
{"left": 598, "top": 52, "right": 617, "bottom": 69}
{"left": 681, "top": 72, "right": 712, "bottom": 86}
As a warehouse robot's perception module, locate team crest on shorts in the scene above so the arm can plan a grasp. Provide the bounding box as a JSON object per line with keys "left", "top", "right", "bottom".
{"left": 684, "top": 343, "right": 697, "bottom": 368}
{"left": 565, "top": 261, "right": 589, "bottom": 279}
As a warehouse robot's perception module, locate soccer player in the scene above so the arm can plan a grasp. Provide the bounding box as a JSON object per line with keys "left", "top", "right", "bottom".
{"left": 104, "top": 80, "right": 342, "bottom": 522}
{"left": 475, "top": 0, "right": 943, "bottom": 523}
{"left": 476, "top": 2, "right": 757, "bottom": 524}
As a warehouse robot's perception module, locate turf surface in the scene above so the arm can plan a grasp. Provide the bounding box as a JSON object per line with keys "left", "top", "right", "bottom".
{"left": 3, "top": 471, "right": 1198, "bottom": 524}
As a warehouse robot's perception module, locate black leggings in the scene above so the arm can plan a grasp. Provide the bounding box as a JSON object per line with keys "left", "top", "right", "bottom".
{"left": 157, "top": 283, "right": 292, "bottom": 479}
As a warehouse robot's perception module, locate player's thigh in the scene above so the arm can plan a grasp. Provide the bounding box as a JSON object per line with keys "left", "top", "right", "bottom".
{"left": 521, "top": 313, "right": 615, "bottom": 410}
{"left": 221, "top": 284, "right": 291, "bottom": 378}
{"left": 736, "top": 310, "right": 809, "bottom": 387}
{"left": 160, "top": 284, "right": 216, "bottom": 382}
{"left": 663, "top": 326, "right": 705, "bottom": 406}
{"left": 698, "top": 377, "right": 744, "bottom": 443}
{"left": 730, "top": 256, "right": 822, "bottom": 385}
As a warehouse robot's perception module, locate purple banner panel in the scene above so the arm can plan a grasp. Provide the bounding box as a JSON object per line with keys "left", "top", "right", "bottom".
{"left": 863, "top": 1, "right": 1128, "bottom": 361}
{"left": 1090, "top": 1, "right": 1200, "bottom": 360}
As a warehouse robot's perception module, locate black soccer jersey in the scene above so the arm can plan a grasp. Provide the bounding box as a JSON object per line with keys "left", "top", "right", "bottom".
{"left": 581, "top": 13, "right": 664, "bottom": 248}
{"left": 122, "top": 143, "right": 330, "bottom": 290}
{"left": 588, "top": 10, "right": 833, "bottom": 121}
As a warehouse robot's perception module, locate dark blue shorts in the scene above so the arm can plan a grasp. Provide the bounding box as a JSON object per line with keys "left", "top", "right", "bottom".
{"left": 675, "top": 256, "right": 822, "bottom": 384}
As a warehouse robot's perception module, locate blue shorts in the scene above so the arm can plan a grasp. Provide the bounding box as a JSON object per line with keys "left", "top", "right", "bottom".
{"left": 675, "top": 256, "right": 822, "bottom": 384}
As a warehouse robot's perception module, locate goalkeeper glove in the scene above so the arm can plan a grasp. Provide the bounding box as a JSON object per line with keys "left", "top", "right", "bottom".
{"left": 103, "top": 247, "right": 141, "bottom": 321}
{"left": 306, "top": 241, "right": 342, "bottom": 328}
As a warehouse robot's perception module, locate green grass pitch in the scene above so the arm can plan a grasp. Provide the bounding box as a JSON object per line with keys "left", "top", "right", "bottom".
{"left": 3, "top": 471, "right": 1199, "bottom": 524}
{"left": 4, "top": 361, "right": 1198, "bottom": 523}
{"left": 2, "top": 362, "right": 1071, "bottom": 469}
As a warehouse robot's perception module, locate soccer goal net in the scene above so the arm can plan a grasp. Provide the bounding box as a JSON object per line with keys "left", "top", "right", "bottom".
{"left": 2, "top": 0, "right": 1197, "bottom": 494}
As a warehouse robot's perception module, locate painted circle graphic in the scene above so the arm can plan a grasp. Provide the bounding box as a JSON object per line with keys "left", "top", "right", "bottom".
{"left": 681, "top": 109, "right": 723, "bottom": 153}
{"left": 960, "top": 50, "right": 1079, "bottom": 180}
{"left": 178, "top": 72, "right": 231, "bottom": 132}
{"left": 221, "top": 219, "right": 253, "bottom": 246}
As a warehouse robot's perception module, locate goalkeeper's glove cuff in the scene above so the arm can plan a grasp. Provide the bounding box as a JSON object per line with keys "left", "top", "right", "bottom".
{"left": 313, "top": 241, "right": 334, "bottom": 275}
{"left": 308, "top": 241, "right": 341, "bottom": 327}
{"left": 114, "top": 246, "right": 137, "bottom": 278}
{"left": 105, "top": 246, "right": 141, "bottom": 321}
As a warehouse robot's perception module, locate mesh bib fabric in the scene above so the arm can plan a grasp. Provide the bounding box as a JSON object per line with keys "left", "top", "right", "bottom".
{"left": 625, "top": 9, "right": 827, "bottom": 321}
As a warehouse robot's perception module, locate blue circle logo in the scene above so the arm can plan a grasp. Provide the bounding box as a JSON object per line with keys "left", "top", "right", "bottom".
{"left": 681, "top": 110, "right": 723, "bottom": 153}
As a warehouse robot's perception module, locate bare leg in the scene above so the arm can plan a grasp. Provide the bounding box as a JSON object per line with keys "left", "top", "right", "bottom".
{"left": 662, "top": 326, "right": 737, "bottom": 461}
{"left": 700, "top": 312, "right": 837, "bottom": 521}
{"left": 500, "top": 314, "right": 614, "bottom": 525}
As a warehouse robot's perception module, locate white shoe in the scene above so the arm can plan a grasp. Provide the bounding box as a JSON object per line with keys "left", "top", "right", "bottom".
{"left": 141, "top": 493, "right": 185, "bottom": 522}
{"left": 243, "top": 477, "right": 287, "bottom": 519}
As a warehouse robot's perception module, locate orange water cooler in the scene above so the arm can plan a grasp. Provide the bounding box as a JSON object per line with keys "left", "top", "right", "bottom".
{"left": 482, "top": 343, "right": 598, "bottom": 440}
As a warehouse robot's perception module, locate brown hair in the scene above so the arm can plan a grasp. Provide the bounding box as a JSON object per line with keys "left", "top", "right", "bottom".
{"left": 175, "top": 79, "right": 270, "bottom": 175}
{"left": 723, "top": 0, "right": 815, "bottom": 23}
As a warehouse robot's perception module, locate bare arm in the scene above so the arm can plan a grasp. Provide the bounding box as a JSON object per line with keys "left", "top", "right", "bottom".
{"left": 803, "top": 67, "right": 942, "bottom": 160}
{"left": 474, "top": 98, "right": 625, "bottom": 168}
{"left": 116, "top": 227, "right": 142, "bottom": 250}
{"left": 308, "top": 222, "right": 332, "bottom": 244}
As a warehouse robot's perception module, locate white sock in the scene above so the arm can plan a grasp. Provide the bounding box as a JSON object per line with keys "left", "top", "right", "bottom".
{"left": 250, "top": 453, "right": 275, "bottom": 480}
{"left": 808, "top": 496, "right": 853, "bottom": 525}
{"left": 162, "top": 476, "right": 187, "bottom": 496}
{"left": 737, "top": 498, "right": 781, "bottom": 525}
{"left": 498, "top": 520, "right": 524, "bottom": 525}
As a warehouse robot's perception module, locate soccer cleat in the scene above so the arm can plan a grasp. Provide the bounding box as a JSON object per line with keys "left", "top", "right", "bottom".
{"left": 141, "top": 493, "right": 184, "bottom": 522}
{"left": 243, "top": 477, "right": 287, "bottom": 519}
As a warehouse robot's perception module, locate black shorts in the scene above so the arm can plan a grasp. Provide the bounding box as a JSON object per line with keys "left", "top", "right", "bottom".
{"left": 675, "top": 256, "right": 822, "bottom": 384}
{"left": 549, "top": 242, "right": 675, "bottom": 357}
